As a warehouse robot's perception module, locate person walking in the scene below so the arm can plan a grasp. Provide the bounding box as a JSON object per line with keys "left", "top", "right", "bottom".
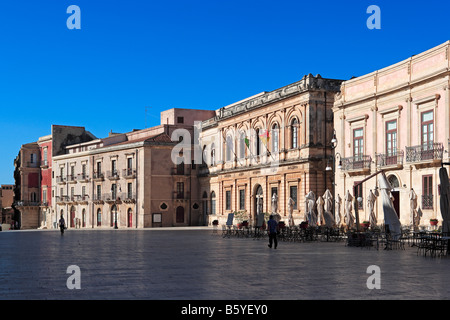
{"left": 267, "top": 215, "right": 278, "bottom": 249}
{"left": 59, "top": 214, "right": 66, "bottom": 235}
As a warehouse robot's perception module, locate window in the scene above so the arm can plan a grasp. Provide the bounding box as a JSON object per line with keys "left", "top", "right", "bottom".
{"left": 127, "top": 158, "right": 133, "bottom": 171}
{"left": 421, "top": 111, "right": 434, "bottom": 148}
{"left": 353, "top": 128, "right": 364, "bottom": 159}
{"left": 239, "top": 189, "right": 245, "bottom": 210}
{"left": 210, "top": 144, "right": 216, "bottom": 166}
{"left": 226, "top": 135, "right": 233, "bottom": 162}
{"left": 256, "top": 128, "right": 261, "bottom": 156}
{"left": 42, "top": 190, "right": 47, "bottom": 204}
{"left": 177, "top": 182, "right": 184, "bottom": 199}
{"left": 272, "top": 123, "right": 279, "bottom": 153}
{"left": 291, "top": 118, "right": 298, "bottom": 149}
{"left": 111, "top": 160, "right": 117, "bottom": 176}
{"left": 82, "top": 164, "right": 86, "bottom": 177}
{"left": 82, "top": 186, "right": 86, "bottom": 198}
{"left": 226, "top": 190, "right": 231, "bottom": 210}
{"left": 177, "top": 116, "right": 184, "bottom": 124}
{"left": 97, "top": 162, "right": 102, "bottom": 175}
{"left": 30, "top": 154, "right": 35, "bottom": 164}
{"left": 386, "top": 120, "right": 397, "bottom": 157}
{"left": 289, "top": 186, "right": 297, "bottom": 210}
{"left": 423, "top": 175, "right": 433, "bottom": 209}
{"left": 211, "top": 191, "right": 216, "bottom": 215}
{"left": 71, "top": 187, "right": 75, "bottom": 200}
{"left": 43, "top": 149, "right": 48, "bottom": 165}
{"left": 127, "top": 183, "right": 133, "bottom": 199}
{"left": 111, "top": 184, "right": 117, "bottom": 199}
{"left": 97, "top": 185, "right": 101, "bottom": 200}
{"left": 239, "top": 132, "right": 246, "bottom": 160}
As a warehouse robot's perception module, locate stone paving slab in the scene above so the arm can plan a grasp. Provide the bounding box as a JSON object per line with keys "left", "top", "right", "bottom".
{"left": 1, "top": 228, "right": 450, "bottom": 300}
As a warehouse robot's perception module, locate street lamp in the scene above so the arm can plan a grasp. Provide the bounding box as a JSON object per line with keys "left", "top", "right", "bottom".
{"left": 326, "top": 130, "right": 342, "bottom": 220}
{"left": 111, "top": 184, "right": 120, "bottom": 229}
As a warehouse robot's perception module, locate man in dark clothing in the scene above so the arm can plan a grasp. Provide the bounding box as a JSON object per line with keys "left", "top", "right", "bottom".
{"left": 59, "top": 215, "right": 66, "bottom": 235}
{"left": 267, "top": 215, "right": 278, "bottom": 249}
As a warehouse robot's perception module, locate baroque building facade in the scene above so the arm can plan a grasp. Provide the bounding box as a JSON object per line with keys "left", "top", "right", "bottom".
{"left": 198, "top": 74, "right": 343, "bottom": 226}
{"left": 333, "top": 40, "right": 450, "bottom": 228}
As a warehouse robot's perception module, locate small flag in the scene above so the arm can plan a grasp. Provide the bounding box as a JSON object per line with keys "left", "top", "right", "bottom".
{"left": 244, "top": 136, "right": 250, "bottom": 149}
{"left": 259, "top": 130, "right": 270, "bottom": 145}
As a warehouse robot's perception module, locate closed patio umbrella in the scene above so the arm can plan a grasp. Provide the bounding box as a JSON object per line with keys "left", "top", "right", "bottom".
{"left": 378, "top": 172, "right": 401, "bottom": 238}
{"left": 439, "top": 167, "right": 450, "bottom": 233}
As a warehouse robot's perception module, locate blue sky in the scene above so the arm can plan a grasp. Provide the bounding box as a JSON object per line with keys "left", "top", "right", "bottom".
{"left": 0, "top": 0, "right": 448, "bottom": 184}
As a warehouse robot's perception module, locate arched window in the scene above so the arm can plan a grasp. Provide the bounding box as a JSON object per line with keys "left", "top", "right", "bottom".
{"left": 211, "top": 191, "right": 216, "bottom": 215}
{"left": 210, "top": 143, "right": 216, "bottom": 166}
{"left": 239, "top": 131, "right": 246, "bottom": 160}
{"left": 256, "top": 128, "right": 261, "bottom": 156}
{"left": 226, "top": 135, "right": 233, "bottom": 162}
{"left": 272, "top": 123, "right": 279, "bottom": 153}
{"left": 291, "top": 118, "right": 298, "bottom": 149}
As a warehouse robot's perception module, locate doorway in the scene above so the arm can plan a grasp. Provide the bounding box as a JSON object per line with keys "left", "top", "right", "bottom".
{"left": 387, "top": 175, "right": 400, "bottom": 219}
{"left": 176, "top": 206, "right": 184, "bottom": 223}
{"left": 70, "top": 206, "right": 76, "bottom": 228}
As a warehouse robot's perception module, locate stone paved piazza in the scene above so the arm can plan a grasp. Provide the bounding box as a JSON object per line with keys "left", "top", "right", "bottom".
{"left": 1, "top": 228, "right": 450, "bottom": 300}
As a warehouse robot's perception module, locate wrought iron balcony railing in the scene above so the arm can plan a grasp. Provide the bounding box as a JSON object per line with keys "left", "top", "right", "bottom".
{"left": 406, "top": 143, "right": 443, "bottom": 163}
{"left": 107, "top": 170, "right": 120, "bottom": 180}
{"left": 376, "top": 150, "right": 404, "bottom": 167}
{"left": 341, "top": 155, "right": 372, "bottom": 171}
{"left": 122, "top": 168, "right": 136, "bottom": 178}
{"left": 93, "top": 172, "right": 105, "bottom": 180}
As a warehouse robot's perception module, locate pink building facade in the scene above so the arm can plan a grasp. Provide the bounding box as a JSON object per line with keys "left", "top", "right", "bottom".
{"left": 333, "top": 41, "right": 450, "bottom": 228}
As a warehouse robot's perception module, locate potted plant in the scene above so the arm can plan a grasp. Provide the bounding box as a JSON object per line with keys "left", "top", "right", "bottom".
{"left": 362, "top": 221, "right": 370, "bottom": 228}
{"left": 430, "top": 219, "right": 438, "bottom": 226}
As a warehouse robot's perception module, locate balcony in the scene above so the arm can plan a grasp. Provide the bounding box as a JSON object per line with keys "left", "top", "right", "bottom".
{"left": 406, "top": 143, "right": 443, "bottom": 168}
{"left": 341, "top": 155, "right": 372, "bottom": 176}
{"left": 107, "top": 170, "right": 120, "bottom": 180}
{"left": 40, "top": 160, "right": 49, "bottom": 169}
{"left": 103, "top": 192, "right": 124, "bottom": 204}
{"left": 56, "top": 196, "right": 68, "bottom": 204}
{"left": 14, "top": 200, "right": 40, "bottom": 207}
{"left": 123, "top": 192, "right": 136, "bottom": 203}
{"left": 56, "top": 176, "right": 66, "bottom": 184}
{"left": 376, "top": 150, "right": 404, "bottom": 169}
{"left": 92, "top": 193, "right": 104, "bottom": 204}
{"left": 122, "top": 168, "right": 136, "bottom": 179}
{"left": 67, "top": 175, "right": 77, "bottom": 184}
{"left": 77, "top": 173, "right": 90, "bottom": 183}
{"left": 93, "top": 171, "right": 105, "bottom": 181}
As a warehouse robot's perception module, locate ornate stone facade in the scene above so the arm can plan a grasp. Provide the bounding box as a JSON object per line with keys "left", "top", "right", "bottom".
{"left": 198, "top": 74, "right": 343, "bottom": 226}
